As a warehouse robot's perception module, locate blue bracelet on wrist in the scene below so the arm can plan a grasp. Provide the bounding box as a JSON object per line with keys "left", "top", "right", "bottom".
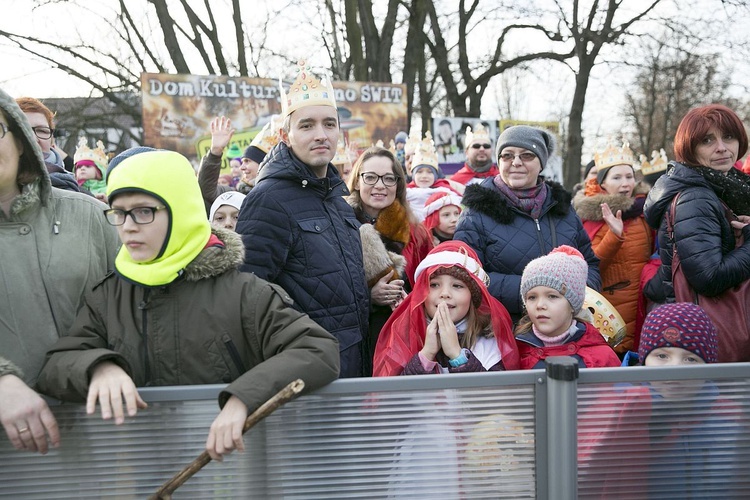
{"left": 448, "top": 349, "right": 469, "bottom": 367}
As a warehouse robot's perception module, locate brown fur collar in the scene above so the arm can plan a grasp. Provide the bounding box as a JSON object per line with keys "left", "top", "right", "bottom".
{"left": 372, "top": 200, "right": 411, "bottom": 246}
{"left": 573, "top": 182, "right": 649, "bottom": 222}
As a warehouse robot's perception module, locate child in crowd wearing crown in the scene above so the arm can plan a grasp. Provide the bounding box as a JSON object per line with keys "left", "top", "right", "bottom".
{"left": 36, "top": 148, "right": 339, "bottom": 462}
{"left": 578, "top": 302, "right": 744, "bottom": 497}
{"left": 210, "top": 191, "right": 246, "bottom": 233}
{"left": 372, "top": 241, "right": 519, "bottom": 375}
{"left": 422, "top": 191, "right": 463, "bottom": 247}
{"left": 406, "top": 132, "right": 463, "bottom": 221}
{"left": 573, "top": 140, "right": 654, "bottom": 356}
{"left": 74, "top": 137, "right": 108, "bottom": 203}
{"left": 515, "top": 245, "right": 620, "bottom": 369}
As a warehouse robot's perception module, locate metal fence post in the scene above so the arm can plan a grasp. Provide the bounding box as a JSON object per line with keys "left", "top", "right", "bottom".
{"left": 546, "top": 356, "right": 579, "bottom": 500}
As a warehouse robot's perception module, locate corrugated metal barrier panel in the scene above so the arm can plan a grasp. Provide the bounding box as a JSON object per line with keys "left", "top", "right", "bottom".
{"left": 0, "top": 375, "right": 537, "bottom": 499}
{"left": 577, "top": 375, "right": 750, "bottom": 499}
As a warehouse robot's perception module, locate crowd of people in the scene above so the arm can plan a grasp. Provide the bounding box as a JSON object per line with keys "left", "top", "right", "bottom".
{"left": 2, "top": 60, "right": 750, "bottom": 484}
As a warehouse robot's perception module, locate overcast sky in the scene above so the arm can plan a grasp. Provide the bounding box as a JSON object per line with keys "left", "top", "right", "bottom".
{"left": 1, "top": 0, "right": 747, "bottom": 157}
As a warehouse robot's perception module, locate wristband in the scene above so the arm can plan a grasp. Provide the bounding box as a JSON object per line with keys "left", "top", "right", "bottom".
{"left": 448, "top": 349, "right": 469, "bottom": 367}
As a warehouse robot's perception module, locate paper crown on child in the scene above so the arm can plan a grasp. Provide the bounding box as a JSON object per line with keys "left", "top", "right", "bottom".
{"left": 404, "top": 125, "right": 421, "bottom": 155}
{"left": 332, "top": 139, "right": 352, "bottom": 167}
{"left": 73, "top": 137, "right": 108, "bottom": 170}
{"left": 412, "top": 131, "right": 439, "bottom": 169}
{"left": 520, "top": 245, "right": 588, "bottom": 315}
{"left": 581, "top": 287, "right": 627, "bottom": 348}
{"left": 423, "top": 191, "right": 463, "bottom": 219}
{"left": 279, "top": 60, "right": 337, "bottom": 117}
{"left": 639, "top": 148, "right": 669, "bottom": 176}
{"left": 249, "top": 116, "right": 281, "bottom": 154}
{"left": 464, "top": 123, "right": 491, "bottom": 148}
{"left": 593, "top": 139, "right": 635, "bottom": 170}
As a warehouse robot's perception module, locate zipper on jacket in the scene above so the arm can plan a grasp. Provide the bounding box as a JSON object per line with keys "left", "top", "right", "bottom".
{"left": 138, "top": 289, "right": 151, "bottom": 385}
{"left": 223, "top": 335, "right": 246, "bottom": 374}
{"left": 533, "top": 218, "right": 546, "bottom": 254}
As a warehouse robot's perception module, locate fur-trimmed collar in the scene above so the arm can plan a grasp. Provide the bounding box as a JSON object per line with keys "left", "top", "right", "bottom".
{"left": 462, "top": 179, "right": 571, "bottom": 224}
{"left": 573, "top": 183, "right": 649, "bottom": 222}
{"left": 182, "top": 226, "right": 245, "bottom": 282}
{"left": 349, "top": 198, "right": 411, "bottom": 245}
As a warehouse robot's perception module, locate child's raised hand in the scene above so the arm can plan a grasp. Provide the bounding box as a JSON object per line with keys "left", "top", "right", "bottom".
{"left": 420, "top": 316, "right": 441, "bottom": 361}
{"left": 436, "top": 302, "right": 461, "bottom": 359}
{"left": 209, "top": 116, "right": 236, "bottom": 156}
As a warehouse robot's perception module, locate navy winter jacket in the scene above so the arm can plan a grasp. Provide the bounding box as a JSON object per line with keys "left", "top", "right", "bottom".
{"left": 235, "top": 142, "right": 370, "bottom": 377}
{"left": 643, "top": 162, "right": 750, "bottom": 302}
{"left": 454, "top": 178, "right": 601, "bottom": 320}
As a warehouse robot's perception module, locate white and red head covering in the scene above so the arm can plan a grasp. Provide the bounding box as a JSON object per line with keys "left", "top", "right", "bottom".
{"left": 422, "top": 191, "right": 463, "bottom": 234}
{"left": 372, "top": 240, "right": 519, "bottom": 376}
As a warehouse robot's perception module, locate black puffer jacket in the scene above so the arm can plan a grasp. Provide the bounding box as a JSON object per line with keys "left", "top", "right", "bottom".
{"left": 454, "top": 178, "right": 601, "bottom": 321}
{"left": 643, "top": 162, "right": 750, "bottom": 301}
{"left": 235, "top": 142, "right": 369, "bottom": 378}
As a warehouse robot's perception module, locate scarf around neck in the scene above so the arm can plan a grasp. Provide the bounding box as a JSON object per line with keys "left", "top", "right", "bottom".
{"left": 692, "top": 165, "right": 750, "bottom": 216}
{"left": 494, "top": 176, "right": 548, "bottom": 219}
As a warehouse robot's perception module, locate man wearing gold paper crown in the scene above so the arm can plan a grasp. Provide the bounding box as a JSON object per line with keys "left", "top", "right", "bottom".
{"left": 451, "top": 123, "right": 499, "bottom": 186}
{"left": 235, "top": 61, "right": 369, "bottom": 378}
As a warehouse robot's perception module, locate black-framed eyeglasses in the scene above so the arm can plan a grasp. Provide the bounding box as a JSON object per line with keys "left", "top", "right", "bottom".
{"left": 360, "top": 172, "right": 398, "bottom": 187}
{"left": 471, "top": 143, "right": 492, "bottom": 149}
{"left": 499, "top": 152, "right": 537, "bottom": 163}
{"left": 104, "top": 206, "right": 167, "bottom": 226}
{"left": 32, "top": 126, "right": 54, "bottom": 140}
{"left": 0, "top": 123, "right": 8, "bottom": 139}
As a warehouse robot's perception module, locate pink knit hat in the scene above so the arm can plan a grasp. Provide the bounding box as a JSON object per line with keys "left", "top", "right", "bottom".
{"left": 520, "top": 245, "right": 588, "bottom": 314}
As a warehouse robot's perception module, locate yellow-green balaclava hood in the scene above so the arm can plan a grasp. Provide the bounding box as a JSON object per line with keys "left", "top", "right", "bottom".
{"left": 106, "top": 150, "right": 211, "bottom": 287}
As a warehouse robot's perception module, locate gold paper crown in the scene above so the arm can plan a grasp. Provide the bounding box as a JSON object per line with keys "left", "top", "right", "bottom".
{"left": 412, "top": 131, "right": 439, "bottom": 169}
{"left": 404, "top": 125, "right": 421, "bottom": 155}
{"left": 279, "top": 60, "right": 337, "bottom": 117}
{"left": 593, "top": 139, "right": 635, "bottom": 170}
{"left": 464, "top": 123, "right": 491, "bottom": 147}
{"left": 639, "top": 148, "right": 669, "bottom": 176}
{"left": 73, "top": 137, "right": 108, "bottom": 171}
{"left": 250, "top": 115, "right": 281, "bottom": 153}
{"left": 332, "top": 139, "right": 352, "bottom": 167}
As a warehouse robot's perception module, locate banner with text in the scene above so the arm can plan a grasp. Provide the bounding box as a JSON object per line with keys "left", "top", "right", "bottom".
{"left": 141, "top": 73, "right": 407, "bottom": 171}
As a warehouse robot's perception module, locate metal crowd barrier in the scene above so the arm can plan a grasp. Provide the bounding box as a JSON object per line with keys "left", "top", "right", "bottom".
{"left": 2, "top": 359, "right": 749, "bottom": 499}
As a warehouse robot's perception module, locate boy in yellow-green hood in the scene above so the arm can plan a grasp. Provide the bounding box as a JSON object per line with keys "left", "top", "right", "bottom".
{"left": 37, "top": 148, "right": 340, "bottom": 461}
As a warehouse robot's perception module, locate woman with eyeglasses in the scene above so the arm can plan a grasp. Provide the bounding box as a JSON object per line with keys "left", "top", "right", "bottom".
{"left": 455, "top": 125, "right": 601, "bottom": 325}
{"left": 346, "top": 146, "right": 433, "bottom": 374}
{"left": 0, "top": 88, "right": 118, "bottom": 455}
{"left": 36, "top": 147, "right": 339, "bottom": 462}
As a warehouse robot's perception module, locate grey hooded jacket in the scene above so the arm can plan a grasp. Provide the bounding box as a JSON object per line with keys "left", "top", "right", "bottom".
{"left": 0, "top": 88, "right": 118, "bottom": 385}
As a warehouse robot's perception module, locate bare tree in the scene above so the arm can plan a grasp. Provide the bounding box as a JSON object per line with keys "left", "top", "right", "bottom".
{"left": 623, "top": 34, "right": 733, "bottom": 158}
{"left": 423, "top": 1, "right": 573, "bottom": 118}
{"left": 555, "top": 0, "right": 669, "bottom": 189}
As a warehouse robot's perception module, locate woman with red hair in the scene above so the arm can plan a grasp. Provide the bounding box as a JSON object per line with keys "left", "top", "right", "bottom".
{"left": 643, "top": 104, "right": 750, "bottom": 361}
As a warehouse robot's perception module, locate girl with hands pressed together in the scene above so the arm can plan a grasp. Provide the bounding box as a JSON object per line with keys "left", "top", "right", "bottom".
{"left": 36, "top": 148, "right": 339, "bottom": 462}
{"left": 372, "top": 241, "right": 520, "bottom": 376}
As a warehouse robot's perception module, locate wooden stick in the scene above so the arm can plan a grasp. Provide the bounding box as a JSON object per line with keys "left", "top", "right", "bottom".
{"left": 149, "top": 379, "right": 305, "bottom": 500}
